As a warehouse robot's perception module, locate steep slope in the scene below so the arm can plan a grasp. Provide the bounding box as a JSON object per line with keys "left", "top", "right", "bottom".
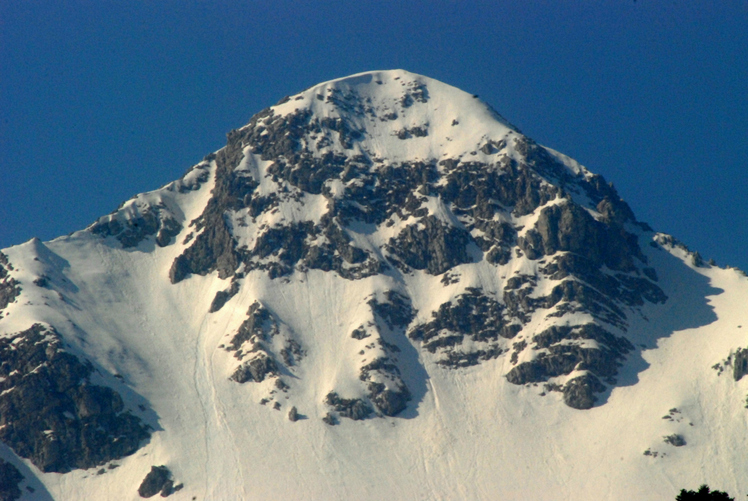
{"left": 1, "top": 70, "right": 747, "bottom": 500}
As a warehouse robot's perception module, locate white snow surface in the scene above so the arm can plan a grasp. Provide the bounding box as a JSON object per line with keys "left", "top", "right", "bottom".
{"left": 1, "top": 70, "right": 747, "bottom": 500}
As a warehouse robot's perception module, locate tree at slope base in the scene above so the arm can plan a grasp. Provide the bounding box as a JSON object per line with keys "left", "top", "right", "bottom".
{"left": 676, "top": 484, "right": 734, "bottom": 501}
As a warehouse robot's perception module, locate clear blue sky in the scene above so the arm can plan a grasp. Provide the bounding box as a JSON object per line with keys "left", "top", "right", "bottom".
{"left": 2, "top": 1, "right": 747, "bottom": 271}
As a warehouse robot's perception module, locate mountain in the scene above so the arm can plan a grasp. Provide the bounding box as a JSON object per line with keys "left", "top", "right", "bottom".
{"left": 1, "top": 70, "right": 747, "bottom": 500}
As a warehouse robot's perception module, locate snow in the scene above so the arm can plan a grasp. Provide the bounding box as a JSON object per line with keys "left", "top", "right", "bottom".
{"left": 1, "top": 70, "right": 747, "bottom": 500}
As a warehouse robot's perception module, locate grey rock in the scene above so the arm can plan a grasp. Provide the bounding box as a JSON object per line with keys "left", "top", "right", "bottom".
{"left": 138, "top": 465, "right": 173, "bottom": 498}
{"left": 387, "top": 216, "right": 472, "bottom": 275}
{"left": 228, "top": 302, "right": 276, "bottom": 350}
{"left": 0, "top": 252, "right": 20, "bottom": 314}
{"left": 0, "top": 459, "right": 23, "bottom": 501}
{"left": 288, "top": 406, "right": 299, "bottom": 422}
{"left": 230, "top": 354, "right": 278, "bottom": 384}
{"left": 562, "top": 374, "right": 606, "bottom": 410}
{"left": 208, "top": 279, "right": 240, "bottom": 313}
{"left": 322, "top": 413, "right": 338, "bottom": 426}
{"left": 368, "top": 291, "right": 415, "bottom": 329}
{"left": 0, "top": 324, "right": 150, "bottom": 473}
{"left": 324, "top": 392, "right": 372, "bottom": 421}
{"left": 663, "top": 434, "right": 686, "bottom": 447}
{"left": 734, "top": 348, "right": 748, "bottom": 381}
{"left": 367, "top": 382, "right": 410, "bottom": 417}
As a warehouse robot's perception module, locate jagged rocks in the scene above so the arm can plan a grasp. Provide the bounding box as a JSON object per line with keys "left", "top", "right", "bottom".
{"left": 0, "top": 252, "right": 20, "bottom": 316}
{"left": 230, "top": 354, "right": 278, "bottom": 383}
{"left": 324, "top": 392, "right": 372, "bottom": 421}
{"left": 226, "top": 302, "right": 303, "bottom": 386}
{"left": 367, "top": 382, "right": 410, "bottom": 417}
{"left": 168, "top": 211, "right": 238, "bottom": 283}
{"left": 138, "top": 465, "right": 176, "bottom": 498}
{"left": 0, "top": 459, "right": 24, "bottom": 501}
{"left": 734, "top": 348, "right": 748, "bottom": 381}
{"left": 563, "top": 374, "right": 606, "bottom": 410}
{"left": 505, "top": 324, "right": 635, "bottom": 409}
{"left": 0, "top": 324, "right": 150, "bottom": 473}
{"left": 368, "top": 291, "right": 415, "bottom": 329}
{"left": 91, "top": 204, "right": 182, "bottom": 249}
{"left": 663, "top": 434, "right": 686, "bottom": 447}
{"left": 519, "top": 201, "right": 642, "bottom": 272}
{"left": 387, "top": 216, "right": 472, "bottom": 275}
{"left": 209, "top": 279, "right": 240, "bottom": 313}
{"left": 506, "top": 324, "right": 632, "bottom": 385}
{"left": 322, "top": 413, "right": 338, "bottom": 426}
{"left": 169, "top": 134, "right": 257, "bottom": 283}
{"left": 409, "top": 289, "right": 513, "bottom": 367}
{"left": 229, "top": 302, "right": 277, "bottom": 352}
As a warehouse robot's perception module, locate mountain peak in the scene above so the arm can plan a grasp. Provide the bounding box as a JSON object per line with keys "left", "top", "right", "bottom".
{"left": 258, "top": 69, "right": 521, "bottom": 163}
{"left": 1, "top": 71, "right": 747, "bottom": 500}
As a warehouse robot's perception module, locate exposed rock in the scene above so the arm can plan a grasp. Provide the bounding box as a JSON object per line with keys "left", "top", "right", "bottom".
{"left": 734, "top": 348, "right": 748, "bottom": 381}
{"left": 208, "top": 279, "right": 240, "bottom": 313}
{"left": 351, "top": 327, "right": 370, "bottom": 340}
{"left": 168, "top": 133, "right": 256, "bottom": 283}
{"left": 387, "top": 216, "right": 472, "bottom": 275}
{"left": 0, "top": 324, "right": 150, "bottom": 473}
{"left": 0, "top": 252, "right": 20, "bottom": 314}
{"left": 562, "top": 374, "right": 606, "bottom": 410}
{"left": 663, "top": 434, "right": 686, "bottom": 447}
{"left": 324, "top": 392, "right": 372, "bottom": 421}
{"left": 519, "top": 201, "right": 642, "bottom": 272}
{"left": 138, "top": 465, "right": 174, "bottom": 498}
{"left": 91, "top": 205, "right": 182, "bottom": 249}
{"left": 322, "top": 413, "right": 338, "bottom": 426}
{"left": 229, "top": 302, "right": 277, "bottom": 351}
{"left": 0, "top": 459, "right": 24, "bottom": 501}
{"left": 230, "top": 354, "right": 278, "bottom": 383}
{"left": 368, "top": 291, "right": 415, "bottom": 329}
{"left": 410, "top": 289, "right": 513, "bottom": 367}
{"left": 506, "top": 323, "right": 633, "bottom": 389}
{"left": 367, "top": 382, "right": 410, "bottom": 417}
{"left": 288, "top": 406, "right": 299, "bottom": 422}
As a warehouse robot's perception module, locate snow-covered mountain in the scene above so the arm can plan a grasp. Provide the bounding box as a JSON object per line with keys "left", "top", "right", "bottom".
{"left": 1, "top": 70, "right": 747, "bottom": 500}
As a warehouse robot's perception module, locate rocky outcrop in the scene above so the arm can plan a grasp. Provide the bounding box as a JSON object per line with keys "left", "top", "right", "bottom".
{"left": 519, "top": 201, "right": 643, "bottom": 272}
{"left": 158, "top": 72, "right": 670, "bottom": 412}
{"left": 226, "top": 302, "right": 304, "bottom": 386}
{"left": 209, "top": 279, "right": 240, "bottom": 313}
{"left": 734, "top": 348, "right": 748, "bottom": 381}
{"left": 230, "top": 354, "right": 278, "bottom": 384}
{"left": 0, "top": 324, "right": 150, "bottom": 473}
{"left": 324, "top": 392, "right": 372, "bottom": 421}
{"left": 387, "top": 216, "right": 472, "bottom": 275}
{"left": 91, "top": 204, "right": 182, "bottom": 249}
{"left": 0, "top": 252, "right": 20, "bottom": 316}
{"left": 563, "top": 374, "right": 606, "bottom": 410}
{"left": 409, "top": 289, "right": 514, "bottom": 367}
{"left": 138, "top": 465, "right": 176, "bottom": 498}
{"left": 0, "top": 459, "right": 24, "bottom": 501}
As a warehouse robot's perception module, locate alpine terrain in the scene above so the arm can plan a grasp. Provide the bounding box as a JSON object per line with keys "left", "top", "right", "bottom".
{"left": 1, "top": 70, "right": 747, "bottom": 500}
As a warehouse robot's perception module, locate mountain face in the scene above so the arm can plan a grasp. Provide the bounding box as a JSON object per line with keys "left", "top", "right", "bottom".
{"left": 1, "top": 70, "right": 747, "bottom": 500}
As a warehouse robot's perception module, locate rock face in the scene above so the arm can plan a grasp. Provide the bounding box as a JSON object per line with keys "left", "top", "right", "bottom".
{"left": 0, "top": 324, "right": 150, "bottom": 473}
{"left": 0, "top": 252, "right": 20, "bottom": 317}
{"left": 137, "top": 465, "right": 174, "bottom": 498}
{"left": 0, "top": 459, "right": 24, "bottom": 501}
{"left": 734, "top": 348, "right": 748, "bottom": 381}
{"left": 154, "top": 70, "right": 669, "bottom": 412}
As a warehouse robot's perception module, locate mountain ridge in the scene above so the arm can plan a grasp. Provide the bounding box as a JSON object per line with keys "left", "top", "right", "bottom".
{"left": 0, "top": 70, "right": 746, "bottom": 500}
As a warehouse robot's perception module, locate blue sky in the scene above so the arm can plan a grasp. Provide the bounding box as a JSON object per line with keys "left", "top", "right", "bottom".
{"left": 2, "top": 1, "right": 747, "bottom": 271}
